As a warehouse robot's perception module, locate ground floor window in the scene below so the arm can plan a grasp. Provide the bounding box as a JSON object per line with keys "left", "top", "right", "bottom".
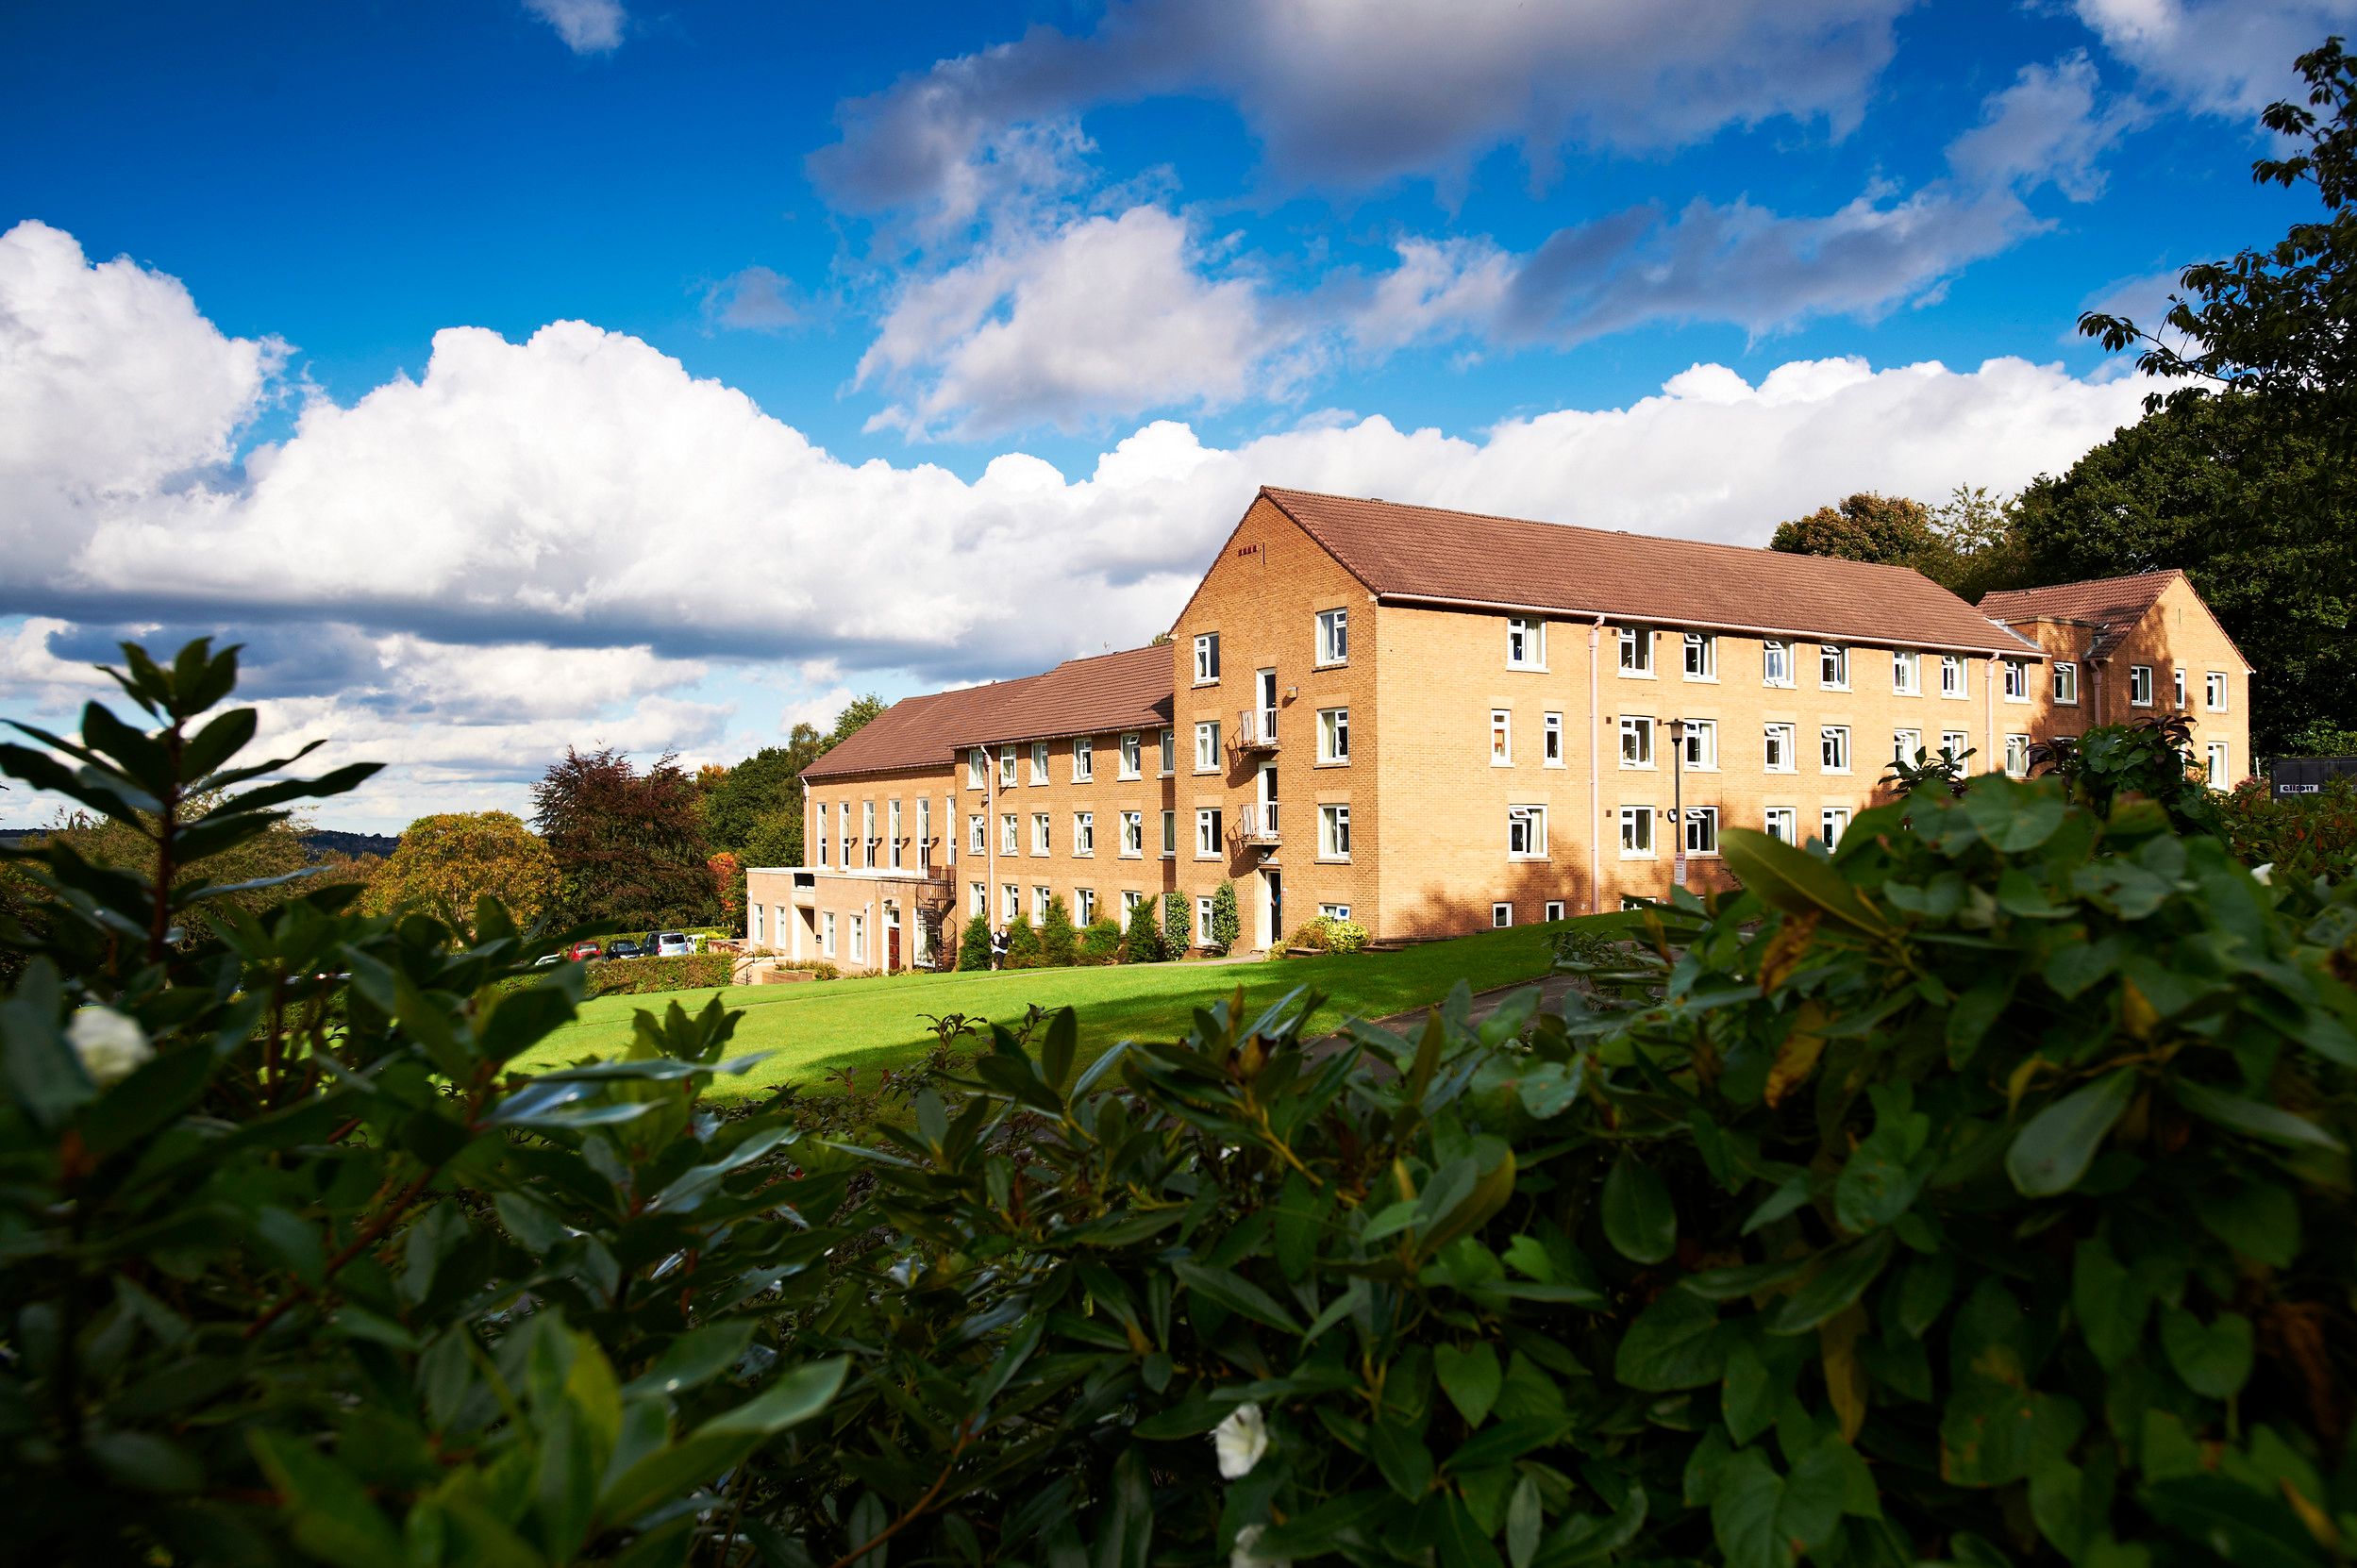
{"left": 1032, "top": 886, "right": 1050, "bottom": 923}
{"left": 2004, "top": 734, "right": 2031, "bottom": 776}
{"left": 1492, "top": 902, "right": 1513, "bottom": 928}
{"left": 1764, "top": 807, "right": 1797, "bottom": 844}
{"left": 751, "top": 903, "right": 763, "bottom": 944}
{"left": 1318, "top": 902, "right": 1350, "bottom": 922}
{"left": 2206, "top": 742, "right": 2231, "bottom": 789}
{"left": 821, "top": 911, "right": 837, "bottom": 957}
{"left": 1078, "top": 888, "right": 1095, "bottom": 925}
{"left": 1819, "top": 808, "right": 1850, "bottom": 849}
{"left": 1122, "top": 890, "right": 1145, "bottom": 918}
{"left": 1544, "top": 900, "right": 1565, "bottom": 921}
{"left": 849, "top": 914, "right": 865, "bottom": 964}
{"left": 1196, "top": 895, "right": 1215, "bottom": 945}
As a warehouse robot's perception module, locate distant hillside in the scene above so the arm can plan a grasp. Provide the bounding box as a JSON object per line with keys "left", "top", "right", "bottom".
{"left": 0, "top": 827, "right": 399, "bottom": 860}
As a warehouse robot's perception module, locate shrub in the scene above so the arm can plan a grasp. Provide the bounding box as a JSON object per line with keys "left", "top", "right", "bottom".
{"left": 1121, "top": 895, "right": 1164, "bottom": 961}
{"left": 1002, "top": 911, "right": 1041, "bottom": 968}
{"left": 1209, "top": 876, "right": 1240, "bottom": 952}
{"left": 1323, "top": 916, "right": 1369, "bottom": 953}
{"left": 583, "top": 950, "right": 734, "bottom": 995}
{"left": 2222, "top": 773, "right": 2357, "bottom": 888}
{"left": 2030, "top": 712, "right": 2223, "bottom": 836}
{"left": 1040, "top": 893, "right": 1078, "bottom": 966}
{"left": 957, "top": 912, "right": 994, "bottom": 971}
{"left": 1078, "top": 916, "right": 1123, "bottom": 964}
{"left": 1161, "top": 889, "right": 1188, "bottom": 955}
{"left": 1288, "top": 917, "right": 1331, "bottom": 950}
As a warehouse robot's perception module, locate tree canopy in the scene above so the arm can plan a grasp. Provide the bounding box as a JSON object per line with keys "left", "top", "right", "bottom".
{"left": 701, "top": 695, "right": 887, "bottom": 871}
{"left": 362, "top": 810, "right": 558, "bottom": 927}
{"left": 1769, "top": 488, "right": 2023, "bottom": 601}
{"left": 531, "top": 747, "right": 714, "bottom": 929}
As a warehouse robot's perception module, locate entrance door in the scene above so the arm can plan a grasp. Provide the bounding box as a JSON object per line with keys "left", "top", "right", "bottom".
{"left": 886, "top": 909, "right": 902, "bottom": 973}
{"left": 1256, "top": 668, "right": 1279, "bottom": 741}
{"left": 1265, "top": 870, "right": 1282, "bottom": 950}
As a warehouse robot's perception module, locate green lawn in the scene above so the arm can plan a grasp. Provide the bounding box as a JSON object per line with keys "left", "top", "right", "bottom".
{"left": 512, "top": 924, "right": 1564, "bottom": 1096}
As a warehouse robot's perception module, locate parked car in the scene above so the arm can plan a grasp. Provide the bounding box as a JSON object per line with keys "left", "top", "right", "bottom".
{"left": 567, "top": 941, "right": 601, "bottom": 962}
{"left": 604, "top": 939, "right": 644, "bottom": 959}
{"left": 652, "top": 931, "right": 693, "bottom": 957}
{"left": 532, "top": 951, "right": 562, "bottom": 967}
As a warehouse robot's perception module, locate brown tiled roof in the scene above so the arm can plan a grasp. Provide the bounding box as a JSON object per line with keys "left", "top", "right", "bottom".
{"left": 1979, "top": 571, "right": 2179, "bottom": 659}
{"left": 799, "top": 645, "right": 1174, "bottom": 782}
{"left": 1259, "top": 487, "right": 2042, "bottom": 657}
{"left": 962, "top": 644, "right": 1173, "bottom": 747}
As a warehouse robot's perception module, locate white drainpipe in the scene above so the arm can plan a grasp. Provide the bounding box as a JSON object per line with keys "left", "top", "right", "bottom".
{"left": 1588, "top": 616, "right": 1605, "bottom": 913}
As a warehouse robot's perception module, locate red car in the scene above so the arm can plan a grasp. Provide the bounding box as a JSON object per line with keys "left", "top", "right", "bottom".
{"left": 566, "top": 941, "right": 602, "bottom": 962}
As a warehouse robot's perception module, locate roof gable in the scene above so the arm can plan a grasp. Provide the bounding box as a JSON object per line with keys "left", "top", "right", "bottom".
{"left": 1980, "top": 571, "right": 2182, "bottom": 661}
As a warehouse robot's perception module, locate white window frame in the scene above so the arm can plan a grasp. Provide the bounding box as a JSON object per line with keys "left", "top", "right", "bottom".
{"left": 967, "top": 748, "right": 986, "bottom": 789}
{"left": 1318, "top": 803, "right": 1351, "bottom": 859}
{"left": 1195, "top": 808, "right": 1223, "bottom": 859}
{"left": 1619, "top": 714, "right": 1655, "bottom": 769}
{"left": 1680, "top": 719, "right": 1717, "bottom": 771}
{"left": 2003, "top": 660, "right": 2029, "bottom": 703}
{"left": 1162, "top": 809, "right": 1176, "bottom": 857}
{"left": 1821, "top": 726, "right": 1851, "bottom": 774}
{"left": 1490, "top": 709, "right": 1513, "bottom": 766}
{"left": 1074, "top": 811, "right": 1095, "bottom": 856}
{"left": 2004, "top": 734, "right": 2031, "bottom": 776}
{"left": 1030, "top": 741, "right": 1049, "bottom": 783}
{"left": 1940, "top": 730, "right": 1969, "bottom": 761}
{"left": 1001, "top": 883, "right": 1019, "bottom": 923}
{"left": 1119, "top": 731, "right": 1142, "bottom": 778}
{"left": 1764, "top": 807, "right": 1797, "bottom": 844}
{"left": 2206, "top": 672, "right": 2228, "bottom": 711}
{"left": 1031, "top": 813, "right": 1051, "bottom": 856}
{"left": 1894, "top": 728, "right": 1922, "bottom": 765}
{"left": 2206, "top": 742, "right": 2231, "bottom": 789}
{"left": 1507, "top": 617, "right": 1546, "bottom": 670}
{"left": 1072, "top": 736, "right": 1094, "bottom": 782}
{"left": 2174, "top": 668, "right": 2187, "bottom": 710}
{"left": 968, "top": 814, "right": 985, "bottom": 855}
{"left": 821, "top": 911, "right": 837, "bottom": 958}
{"left": 1617, "top": 626, "right": 1654, "bottom": 676}
{"left": 1544, "top": 711, "right": 1563, "bottom": 766}
{"left": 1543, "top": 900, "right": 1565, "bottom": 921}
{"left": 1764, "top": 723, "right": 1795, "bottom": 774}
{"left": 1195, "top": 896, "right": 1215, "bottom": 945}
{"left": 1195, "top": 721, "right": 1220, "bottom": 773}
{"left": 1120, "top": 810, "right": 1143, "bottom": 858}
{"left": 1319, "top": 902, "right": 1352, "bottom": 922}
{"left": 1159, "top": 726, "right": 1176, "bottom": 775}
{"left": 1820, "top": 644, "right": 1849, "bottom": 690}
{"left": 1508, "top": 804, "right": 1548, "bottom": 860}
{"left": 1316, "top": 608, "right": 1349, "bottom": 666}
{"left": 1684, "top": 806, "right": 1720, "bottom": 857}
{"left": 1940, "top": 654, "right": 1966, "bottom": 699}
{"left": 1618, "top": 805, "right": 1655, "bottom": 859}
{"left": 1819, "top": 808, "right": 1850, "bottom": 849}
{"left": 1892, "top": 650, "right": 1921, "bottom": 696}
{"left": 1318, "top": 707, "right": 1350, "bottom": 764}
{"left": 999, "top": 749, "right": 1018, "bottom": 789}
{"left": 1194, "top": 632, "right": 1220, "bottom": 685}
{"left": 1763, "top": 641, "right": 1794, "bottom": 688}
{"left": 2052, "top": 662, "right": 2079, "bottom": 706}
{"left": 1492, "top": 903, "right": 1513, "bottom": 929}
{"left": 2130, "top": 665, "right": 2154, "bottom": 707}
{"left": 970, "top": 882, "right": 986, "bottom": 918}
{"left": 1078, "top": 889, "right": 1095, "bottom": 926}
{"left": 1683, "top": 632, "right": 1717, "bottom": 681}
{"left": 849, "top": 913, "right": 865, "bottom": 965}
{"left": 1000, "top": 813, "right": 1018, "bottom": 855}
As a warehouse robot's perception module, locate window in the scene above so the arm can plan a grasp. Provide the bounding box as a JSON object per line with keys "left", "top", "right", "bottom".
{"left": 2052, "top": 661, "right": 2079, "bottom": 705}
{"left": 1492, "top": 903, "right": 1513, "bottom": 929}
{"left": 1073, "top": 737, "right": 1094, "bottom": 781}
{"left": 1161, "top": 809, "right": 1176, "bottom": 856}
{"left": 889, "top": 800, "right": 903, "bottom": 867}
{"left": 849, "top": 914, "right": 865, "bottom": 965}
{"left": 1893, "top": 650, "right": 1920, "bottom": 695}
{"left": 2004, "top": 734, "right": 2031, "bottom": 776}
{"left": 1195, "top": 721, "right": 1220, "bottom": 772}
{"left": 1764, "top": 723, "right": 1796, "bottom": 773}
{"left": 1617, "top": 626, "right": 1653, "bottom": 675}
{"left": 1031, "top": 813, "right": 1050, "bottom": 855}
{"left": 1619, "top": 806, "right": 1655, "bottom": 858}
{"left": 1893, "top": 728, "right": 1922, "bottom": 764}
{"left": 1318, "top": 707, "right": 1350, "bottom": 763}
{"left": 2003, "top": 660, "right": 2029, "bottom": 702}
{"left": 1490, "top": 709, "right": 1513, "bottom": 765}
{"left": 1683, "top": 633, "right": 1717, "bottom": 680}
{"left": 821, "top": 911, "right": 837, "bottom": 958}
{"left": 1074, "top": 811, "right": 1095, "bottom": 856}
{"left": 1764, "top": 807, "right": 1797, "bottom": 844}
{"left": 1078, "top": 889, "right": 1095, "bottom": 926}
{"left": 1544, "top": 900, "right": 1566, "bottom": 921}
{"left": 1764, "top": 641, "right": 1794, "bottom": 687}
{"left": 817, "top": 805, "right": 829, "bottom": 865}
{"left": 1001, "top": 884, "right": 1019, "bottom": 923}
{"left": 1319, "top": 804, "right": 1351, "bottom": 859}
{"left": 1032, "top": 886, "right": 1050, "bottom": 924}
{"left": 1680, "top": 719, "right": 1717, "bottom": 770}
{"left": 1620, "top": 714, "right": 1655, "bottom": 768}
{"left": 1508, "top": 805, "right": 1547, "bottom": 859}
{"left": 1159, "top": 726, "right": 1175, "bottom": 774}
{"left": 1316, "top": 608, "right": 1349, "bottom": 665}
{"left": 750, "top": 903, "right": 763, "bottom": 946}
{"left": 1030, "top": 741, "right": 1049, "bottom": 783}
{"left": 2206, "top": 672, "right": 2229, "bottom": 711}
{"left": 970, "top": 882, "right": 986, "bottom": 918}
{"left": 862, "top": 802, "right": 877, "bottom": 867}
{"left": 1120, "top": 810, "right": 1143, "bottom": 857}
{"left": 967, "top": 748, "right": 986, "bottom": 789}
{"left": 917, "top": 797, "right": 930, "bottom": 856}
{"left": 1684, "top": 807, "right": 1720, "bottom": 856}
{"left": 1940, "top": 730, "right": 1970, "bottom": 761}
{"left": 1821, "top": 726, "right": 1851, "bottom": 773}
{"left": 1544, "top": 712, "right": 1563, "bottom": 765}
{"left": 999, "top": 813, "right": 1018, "bottom": 854}
{"left": 1319, "top": 903, "right": 1352, "bottom": 922}
{"left": 1195, "top": 896, "right": 1215, "bottom": 945}
{"left": 1820, "top": 644, "right": 1848, "bottom": 689}
{"left": 1119, "top": 732, "right": 1142, "bottom": 778}
{"left": 1941, "top": 655, "right": 1966, "bottom": 698}
{"left": 1819, "top": 808, "right": 1850, "bottom": 849}
{"left": 1121, "top": 890, "right": 1143, "bottom": 918}
{"left": 968, "top": 815, "right": 985, "bottom": 854}
{"left": 1194, "top": 632, "right": 1221, "bottom": 684}
{"left": 2207, "top": 742, "right": 2231, "bottom": 789}
{"left": 1195, "top": 808, "right": 1223, "bottom": 857}
{"left": 2174, "top": 669, "right": 2187, "bottom": 709}
{"left": 2130, "top": 665, "right": 2154, "bottom": 707}
{"left": 837, "top": 804, "right": 849, "bottom": 868}
{"left": 999, "top": 749, "right": 1018, "bottom": 789}
{"left": 1508, "top": 617, "right": 1546, "bottom": 669}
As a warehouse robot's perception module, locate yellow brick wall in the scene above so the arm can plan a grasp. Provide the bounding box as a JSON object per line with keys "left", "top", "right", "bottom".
{"left": 950, "top": 729, "right": 1179, "bottom": 939}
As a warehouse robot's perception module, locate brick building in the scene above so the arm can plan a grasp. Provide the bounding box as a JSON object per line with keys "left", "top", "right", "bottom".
{"left": 744, "top": 488, "right": 2252, "bottom": 972}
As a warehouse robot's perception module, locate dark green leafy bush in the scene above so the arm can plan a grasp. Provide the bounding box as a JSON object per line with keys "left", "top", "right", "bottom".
{"left": 1040, "top": 894, "right": 1078, "bottom": 966}
{"left": 2223, "top": 774, "right": 2357, "bottom": 890}
{"left": 1210, "top": 876, "right": 1240, "bottom": 952}
{"left": 2029, "top": 713, "right": 2224, "bottom": 836}
{"left": 1162, "top": 889, "right": 1188, "bottom": 955}
{"left": 958, "top": 911, "right": 993, "bottom": 970}
{"left": 1003, "top": 912, "right": 1041, "bottom": 968}
{"left": 1123, "top": 894, "right": 1165, "bottom": 961}
{"left": 1078, "top": 916, "right": 1124, "bottom": 963}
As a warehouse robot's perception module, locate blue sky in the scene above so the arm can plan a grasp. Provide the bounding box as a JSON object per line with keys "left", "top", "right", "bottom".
{"left": 0, "top": 0, "right": 2342, "bottom": 828}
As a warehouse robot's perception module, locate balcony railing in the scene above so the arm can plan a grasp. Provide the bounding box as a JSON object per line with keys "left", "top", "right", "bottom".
{"left": 1236, "top": 708, "right": 1280, "bottom": 751}
{"left": 1239, "top": 800, "right": 1279, "bottom": 846}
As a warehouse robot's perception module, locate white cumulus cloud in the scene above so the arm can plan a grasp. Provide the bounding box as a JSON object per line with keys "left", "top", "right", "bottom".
{"left": 2074, "top": 0, "right": 2357, "bottom": 119}
{"left": 523, "top": 0, "right": 626, "bottom": 54}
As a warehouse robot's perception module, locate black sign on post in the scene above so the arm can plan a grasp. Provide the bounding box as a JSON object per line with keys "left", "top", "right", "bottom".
{"left": 2268, "top": 756, "right": 2357, "bottom": 798}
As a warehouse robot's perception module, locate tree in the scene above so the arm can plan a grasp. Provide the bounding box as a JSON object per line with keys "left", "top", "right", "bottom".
{"left": 41, "top": 793, "right": 313, "bottom": 946}
{"left": 1039, "top": 894, "right": 1077, "bottom": 967}
{"left": 956, "top": 913, "right": 993, "bottom": 971}
{"left": 1161, "top": 890, "right": 1187, "bottom": 956}
{"left": 708, "top": 850, "right": 744, "bottom": 934}
{"left": 1078, "top": 919, "right": 1123, "bottom": 963}
{"left": 1121, "top": 896, "right": 1163, "bottom": 962}
{"left": 2010, "top": 392, "right": 2355, "bottom": 752}
{"left": 532, "top": 747, "right": 715, "bottom": 930}
{"left": 1002, "top": 912, "right": 1041, "bottom": 968}
{"left": 1771, "top": 487, "right": 2025, "bottom": 598}
{"left": 827, "top": 695, "right": 885, "bottom": 744}
{"left": 703, "top": 697, "right": 890, "bottom": 869}
{"left": 362, "top": 811, "right": 558, "bottom": 926}
{"left": 1209, "top": 879, "right": 1240, "bottom": 953}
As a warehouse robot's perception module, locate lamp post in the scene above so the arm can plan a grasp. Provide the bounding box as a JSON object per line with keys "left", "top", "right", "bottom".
{"left": 1667, "top": 717, "right": 1687, "bottom": 891}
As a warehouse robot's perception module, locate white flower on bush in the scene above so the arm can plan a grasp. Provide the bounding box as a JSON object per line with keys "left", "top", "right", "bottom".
{"left": 1230, "top": 1524, "right": 1289, "bottom": 1568}
{"left": 1212, "top": 1402, "right": 1268, "bottom": 1478}
{"left": 69, "top": 1007, "right": 153, "bottom": 1088}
